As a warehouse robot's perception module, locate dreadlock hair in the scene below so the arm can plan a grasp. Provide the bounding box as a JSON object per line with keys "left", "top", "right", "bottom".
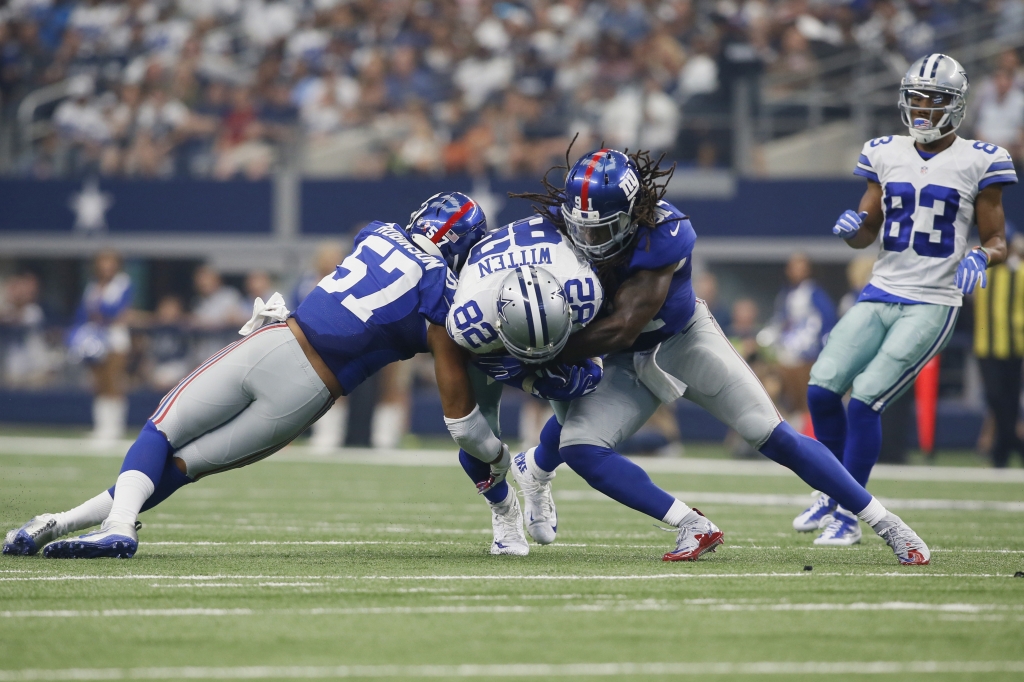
{"left": 509, "top": 136, "right": 680, "bottom": 278}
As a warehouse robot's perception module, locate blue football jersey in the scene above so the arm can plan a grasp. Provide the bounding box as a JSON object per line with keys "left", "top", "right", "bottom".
{"left": 292, "top": 221, "right": 457, "bottom": 392}
{"left": 607, "top": 200, "right": 696, "bottom": 352}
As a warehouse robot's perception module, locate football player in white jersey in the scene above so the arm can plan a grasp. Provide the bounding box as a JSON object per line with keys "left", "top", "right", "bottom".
{"left": 446, "top": 216, "right": 606, "bottom": 554}
{"left": 796, "top": 53, "right": 1016, "bottom": 545}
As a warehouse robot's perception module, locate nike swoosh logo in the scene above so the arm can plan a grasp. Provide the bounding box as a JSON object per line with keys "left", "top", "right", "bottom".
{"left": 670, "top": 224, "right": 680, "bottom": 236}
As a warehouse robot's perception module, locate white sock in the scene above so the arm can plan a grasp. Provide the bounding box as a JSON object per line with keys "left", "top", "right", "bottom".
{"left": 105, "top": 470, "right": 155, "bottom": 527}
{"left": 371, "top": 403, "right": 406, "bottom": 449}
{"left": 54, "top": 490, "right": 114, "bottom": 535}
{"left": 526, "top": 448, "right": 555, "bottom": 481}
{"left": 662, "top": 499, "right": 692, "bottom": 526}
{"left": 857, "top": 497, "right": 888, "bottom": 527}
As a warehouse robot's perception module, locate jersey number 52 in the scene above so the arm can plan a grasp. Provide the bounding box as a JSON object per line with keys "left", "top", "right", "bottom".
{"left": 882, "top": 182, "right": 960, "bottom": 258}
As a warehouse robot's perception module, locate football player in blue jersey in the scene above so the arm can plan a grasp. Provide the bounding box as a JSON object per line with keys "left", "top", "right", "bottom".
{"left": 4, "top": 192, "right": 510, "bottom": 559}
{"left": 507, "top": 147, "right": 932, "bottom": 564}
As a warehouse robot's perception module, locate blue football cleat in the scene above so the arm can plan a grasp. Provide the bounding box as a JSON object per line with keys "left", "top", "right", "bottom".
{"left": 793, "top": 492, "right": 837, "bottom": 532}
{"left": 3, "top": 514, "right": 63, "bottom": 556}
{"left": 42, "top": 521, "right": 138, "bottom": 559}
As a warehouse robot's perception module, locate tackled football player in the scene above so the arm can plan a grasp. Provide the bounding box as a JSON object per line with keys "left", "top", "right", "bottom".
{"left": 508, "top": 146, "right": 933, "bottom": 564}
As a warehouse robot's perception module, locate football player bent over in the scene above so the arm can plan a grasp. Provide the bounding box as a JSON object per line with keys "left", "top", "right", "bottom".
{"left": 445, "top": 215, "right": 608, "bottom": 554}
{"left": 796, "top": 54, "right": 1014, "bottom": 545}
{"left": 506, "top": 147, "right": 931, "bottom": 564}
{"left": 4, "top": 193, "right": 509, "bottom": 559}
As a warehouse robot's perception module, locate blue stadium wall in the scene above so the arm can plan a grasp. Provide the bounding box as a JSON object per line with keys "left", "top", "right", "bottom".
{"left": 6, "top": 176, "right": 1020, "bottom": 237}
{"left": 2, "top": 176, "right": 1008, "bottom": 447}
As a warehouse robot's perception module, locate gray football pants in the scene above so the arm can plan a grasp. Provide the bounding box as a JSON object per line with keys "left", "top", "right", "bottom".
{"left": 150, "top": 323, "right": 334, "bottom": 479}
{"left": 560, "top": 299, "right": 783, "bottom": 450}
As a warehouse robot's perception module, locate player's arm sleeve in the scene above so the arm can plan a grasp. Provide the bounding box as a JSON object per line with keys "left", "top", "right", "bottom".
{"left": 853, "top": 141, "right": 880, "bottom": 183}
{"left": 978, "top": 147, "right": 1018, "bottom": 190}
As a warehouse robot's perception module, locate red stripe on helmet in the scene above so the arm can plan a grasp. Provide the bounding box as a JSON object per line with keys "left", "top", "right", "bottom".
{"left": 431, "top": 199, "right": 475, "bottom": 244}
{"left": 579, "top": 149, "right": 610, "bottom": 212}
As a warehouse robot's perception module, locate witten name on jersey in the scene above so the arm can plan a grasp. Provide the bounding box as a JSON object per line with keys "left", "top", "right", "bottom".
{"left": 855, "top": 135, "right": 1018, "bottom": 306}
{"left": 447, "top": 216, "right": 604, "bottom": 355}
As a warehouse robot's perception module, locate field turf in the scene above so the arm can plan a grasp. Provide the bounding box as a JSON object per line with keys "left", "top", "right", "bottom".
{"left": 1, "top": 442, "right": 1023, "bottom": 681}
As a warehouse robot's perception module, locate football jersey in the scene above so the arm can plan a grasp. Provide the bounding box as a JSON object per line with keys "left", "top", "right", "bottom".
{"left": 447, "top": 215, "right": 603, "bottom": 355}
{"left": 292, "top": 221, "right": 457, "bottom": 392}
{"left": 854, "top": 135, "right": 1018, "bottom": 306}
{"left": 605, "top": 199, "right": 697, "bottom": 353}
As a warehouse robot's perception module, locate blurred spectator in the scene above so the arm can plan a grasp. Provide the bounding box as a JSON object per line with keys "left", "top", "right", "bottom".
{"left": 760, "top": 253, "right": 836, "bottom": 417}
{"left": 694, "top": 270, "right": 731, "bottom": 330}
{"left": 728, "top": 298, "right": 763, "bottom": 366}
{"left": 839, "top": 255, "right": 877, "bottom": 317}
{"left": 973, "top": 227, "right": 1024, "bottom": 468}
{"left": 0, "top": 272, "right": 55, "bottom": 387}
{"left": 69, "top": 250, "right": 133, "bottom": 443}
{"left": 213, "top": 87, "right": 275, "bottom": 179}
{"left": 974, "top": 69, "right": 1024, "bottom": 161}
{"left": 191, "top": 264, "right": 245, "bottom": 329}
{"left": 146, "top": 295, "right": 190, "bottom": 391}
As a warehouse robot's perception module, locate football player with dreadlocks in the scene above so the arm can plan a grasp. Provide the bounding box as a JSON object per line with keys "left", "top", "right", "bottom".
{"left": 795, "top": 54, "right": 1015, "bottom": 546}
{"left": 508, "top": 146, "right": 932, "bottom": 564}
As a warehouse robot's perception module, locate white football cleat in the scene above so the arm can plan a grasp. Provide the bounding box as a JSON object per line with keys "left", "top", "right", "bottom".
{"left": 663, "top": 509, "right": 724, "bottom": 562}
{"left": 3, "top": 514, "right": 64, "bottom": 556}
{"left": 874, "top": 513, "right": 930, "bottom": 565}
{"left": 512, "top": 448, "right": 557, "bottom": 545}
{"left": 813, "top": 508, "right": 862, "bottom": 546}
{"left": 793, "top": 491, "right": 837, "bottom": 532}
{"left": 43, "top": 520, "right": 138, "bottom": 559}
{"left": 488, "top": 490, "right": 529, "bottom": 556}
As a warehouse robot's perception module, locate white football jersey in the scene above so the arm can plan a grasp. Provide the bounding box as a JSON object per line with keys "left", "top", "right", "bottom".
{"left": 447, "top": 215, "right": 604, "bottom": 355}
{"left": 855, "top": 134, "right": 1017, "bottom": 306}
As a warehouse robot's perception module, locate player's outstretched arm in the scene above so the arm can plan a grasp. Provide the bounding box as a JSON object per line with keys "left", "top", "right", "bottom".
{"left": 837, "top": 181, "right": 884, "bottom": 249}
{"left": 428, "top": 323, "right": 510, "bottom": 492}
{"left": 557, "top": 262, "right": 675, "bottom": 362}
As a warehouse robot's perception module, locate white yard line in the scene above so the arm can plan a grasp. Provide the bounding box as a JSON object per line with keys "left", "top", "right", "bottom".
{"left": 2, "top": 601, "right": 1017, "bottom": 619}
{"left": 2, "top": 436, "right": 1021, "bottom": 483}
{"left": 557, "top": 490, "right": 1024, "bottom": 512}
{"left": 1, "top": 661, "right": 1023, "bottom": 680}
{"left": 0, "top": 572, "right": 1011, "bottom": 584}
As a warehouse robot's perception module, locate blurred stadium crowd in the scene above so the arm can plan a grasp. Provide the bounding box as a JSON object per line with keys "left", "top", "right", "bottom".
{"left": 2, "top": 0, "right": 1023, "bottom": 179}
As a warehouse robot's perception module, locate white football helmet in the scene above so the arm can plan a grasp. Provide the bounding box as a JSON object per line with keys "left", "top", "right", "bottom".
{"left": 899, "top": 53, "right": 969, "bottom": 144}
{"left": 495, "top": 265, "right": 572, "bottom": 364}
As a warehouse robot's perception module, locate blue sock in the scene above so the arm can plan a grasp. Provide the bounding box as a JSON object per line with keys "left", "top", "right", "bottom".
{"left": 807, "top": 385, "right": 846, "bottom": 462}
{"left": 559, "top": 444, "right": 676, "bottom": 521}
{"left": 533, "top": 415, "right": 564, "bottom": 473}
{"left": 843, "top": 398, "right": 882, "bottom": 487}
{"left": 119, "top": 421, "right": 172, "bottom": 485}
{"left": 458, "top": 449, "right": 508, "bottom": 504}
{"left": 140, "top": 459, "right": 193, "bottom": 512}
{"left": 759, "top": 421, "right": 871, "bottom": 514}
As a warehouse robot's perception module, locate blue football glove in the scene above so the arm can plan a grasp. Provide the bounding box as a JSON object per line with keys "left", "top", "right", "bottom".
{"left": 833, "top": 209, "right": 867, "bottom": 239}
{"left": 527, "top": 359, "right": 603, "bottom": 401}
{"left": 473, "top": 353, "right": 527, "bottom": 382}
{"left": 955, "top": 248, "right": 989, "bottom": 295}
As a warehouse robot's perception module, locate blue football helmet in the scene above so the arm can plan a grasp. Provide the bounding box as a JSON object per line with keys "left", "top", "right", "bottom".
{"left": 407, "top": 192, "right": 488, "bottom": 272}
{"left": 561, "top": 149, "right": 642, "bottom": 262}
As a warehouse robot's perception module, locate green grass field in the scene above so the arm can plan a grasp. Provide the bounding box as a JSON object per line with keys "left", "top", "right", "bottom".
{"left": 1, "top": 441, "right": 1023, "bottom": 681}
